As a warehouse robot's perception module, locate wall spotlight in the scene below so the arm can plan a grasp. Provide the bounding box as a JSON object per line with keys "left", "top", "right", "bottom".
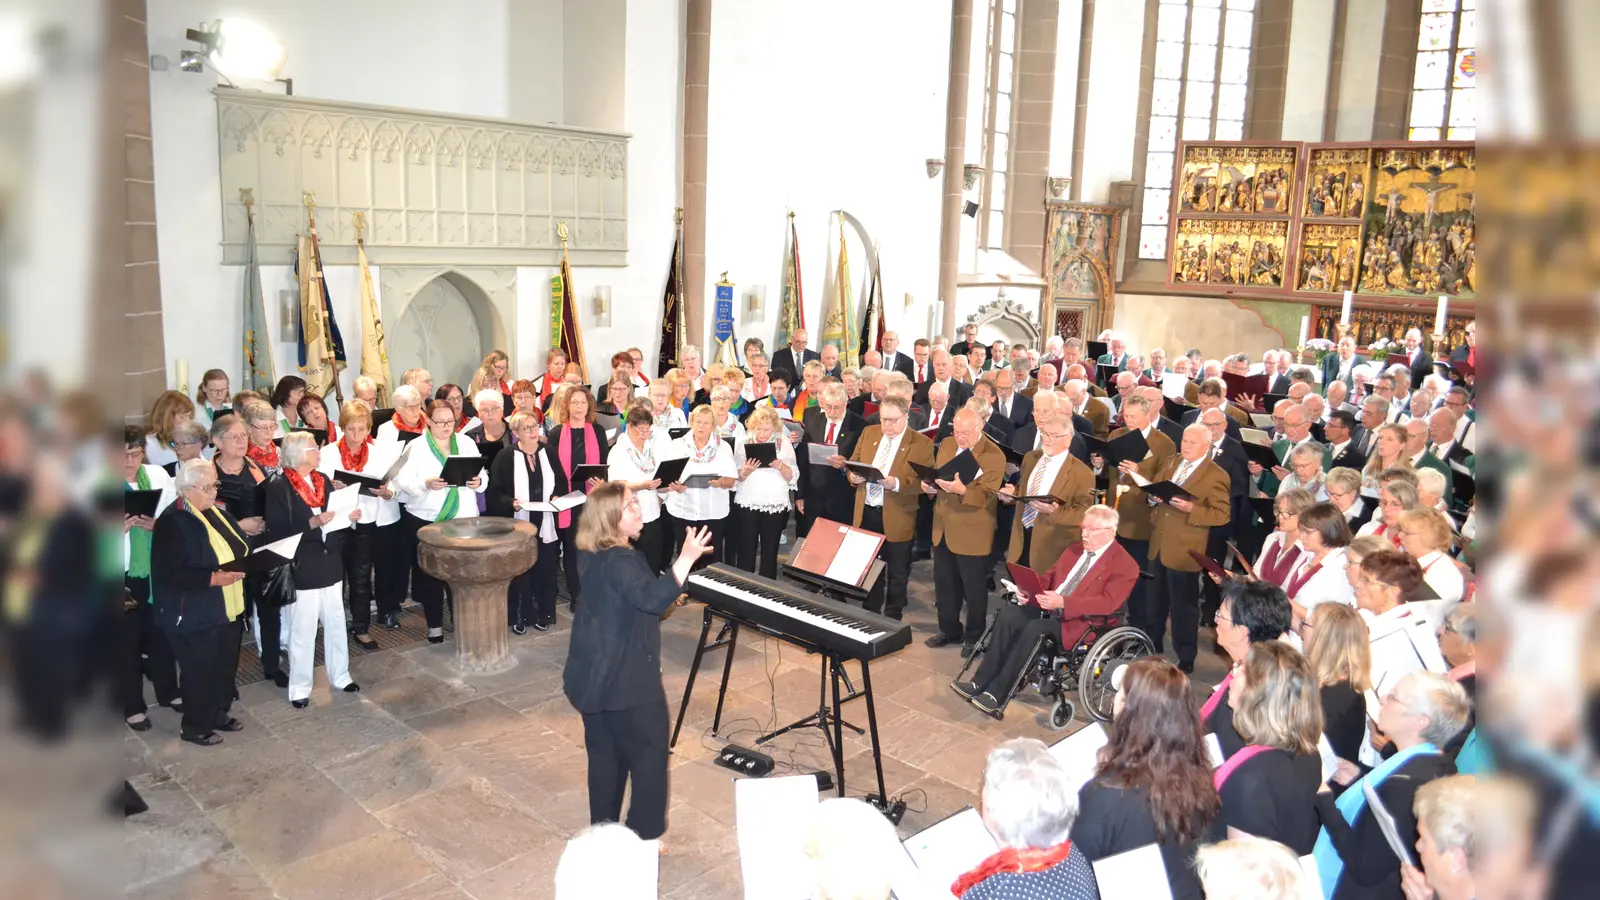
{"left": 184, "top": 19, "right": 287, "bottom": 82}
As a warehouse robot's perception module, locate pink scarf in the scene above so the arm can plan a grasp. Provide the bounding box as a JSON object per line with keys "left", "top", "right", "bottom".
{"left": 557, "top": 423, "right": 598, "bottom": 528}
{"left": 1200, "top": 671, "right": 1233, "bottom": 721}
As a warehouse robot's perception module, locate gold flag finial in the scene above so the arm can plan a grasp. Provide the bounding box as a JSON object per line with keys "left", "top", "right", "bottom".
{"left": 556, "top": 221, "right": 570, "bottom": 245}
{"left": 302, "top": 190, "right": 316, "bottom": 212}
{"left": 675, "top": 207, "right": 684, "bottom": 225}
{"left": 718, "top": 271, "right": 733, "bottom": 287}
{"left": 788, "top": 209, "right": 795, "bottom": 220}
{"left": 352, "top": 211, "right": 367, "bottom": 242}
{"left": 239, "top": 187, "right": 254, "bottom": 209}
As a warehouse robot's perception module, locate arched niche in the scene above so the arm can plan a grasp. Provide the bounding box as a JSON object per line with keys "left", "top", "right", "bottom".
{"left": 965, "top": 295, "right": 1042, "bottom": 348}
{"left": 378, "top": 266, "right": 518, "bottom": 390}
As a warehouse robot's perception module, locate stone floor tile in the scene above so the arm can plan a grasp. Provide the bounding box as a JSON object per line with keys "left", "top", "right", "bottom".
{"left": 267, "top": 830, "right": 440, "bottom": 900}
{"left": 124, "top": 779, "right": 233, "bottom": 892}
{"left": 209, "top": 769, "right": 383, "bottom": 871}
{"left": 457, "top": 833, "right": 568, "bottom": 900}
{"left": 320, "top": 736, "right": 471, "bottom": 813}
{"left": 377, "top": 873, "right": 476, "bottom": 900}
{"left": 363, "top": 672, "right": 481, "bottom": 720}
{"left": 125, "top": 734, "right": 168, "bottom": 787}
{"left": 269, "top": 697, "right": 417, "bottom": 766}
{"left": 404, "top": 696, "right": 531, "bottom": 750}
{"left": 377, "top": 779, "right": 558, "bottom": 882}
{"left": 656, "top": 802, "right": 739, "bottom": 895}
{"left": 166, "top": 734, "right": 306, "bottom": 811}
{"left": 127, "top": 848, "right": 274, "bottom": 900}
{"left": 663, "top": 859, "right": 744, "bottom": 900}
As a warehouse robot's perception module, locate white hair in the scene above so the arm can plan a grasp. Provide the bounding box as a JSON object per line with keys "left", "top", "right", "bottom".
{"left": 391, "top": 384, "right": 422, "bottom": 408}
{"left": 803, "top": 798, "right": 901, "bottom": 900}
{"left": 1082, "top": 503, "right": 1119, "bottom": 529}
{"left": 353, "top": 375, "right": 377, "bottom": 393}
{"left": 1195, "top": 836, "right": 1319, "bottom": 900}
{"left": 981, "top": 738, "right": 1079, "bottom": 849}
{"left": 965, "top": 396, "right": 991, "bottom": 419}
{"left": 280, "top": 431, "right": 320, "bottom": 469}
{"left": 174, "top": 458, "right": 217, "bottom": 493}
{"left": 1396, "top": 671, "right": 1471, "bottom": 748}
{"left": 473, "top": 388, "right": 504, "bottom": 411}
{"left": 554, "top": 824, "right": 654, "bottom": 900}
{"left": 1045, "top": 335, "right": 1064, "bottom": 353}
{"left": 1183, "top": 423, "right": 1212, "bottom": 443}
{"left": 1415, "top": 467, "right": 1447, "bottom": 501}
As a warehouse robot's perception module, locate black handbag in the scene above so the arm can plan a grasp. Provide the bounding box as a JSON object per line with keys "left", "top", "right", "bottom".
{"left": 256, "top": 560, "right": 296, "bottom": 609}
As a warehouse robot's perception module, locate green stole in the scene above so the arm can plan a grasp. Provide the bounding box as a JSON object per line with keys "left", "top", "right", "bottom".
{"left": 127, "top": 466, "right": 153, "bottom": 579}
{"left": 427, "top": 431, "right": 462, "bottom": 521}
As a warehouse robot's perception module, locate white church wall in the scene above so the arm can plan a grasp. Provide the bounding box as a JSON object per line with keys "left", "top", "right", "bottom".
{"left": 700, "top": 0, "right": 949, "bottom": 362}
{"left": 1281, "top": 0, "right": 1337, "bottom": 141}
{"left": 1076, "top": 0, "right": 1146, "bottom": 205}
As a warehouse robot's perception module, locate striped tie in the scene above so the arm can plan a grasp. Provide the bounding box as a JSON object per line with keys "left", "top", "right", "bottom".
{"left": 1021, "top": 455, "right": 1052, "bottom": 528}
{"left": 865, "top": 437, "right": 895, "bottom": 504}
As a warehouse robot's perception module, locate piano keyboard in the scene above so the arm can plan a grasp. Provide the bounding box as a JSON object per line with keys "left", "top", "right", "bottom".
{"left": 685, "top": 564, "right": 912, "bottom": 660}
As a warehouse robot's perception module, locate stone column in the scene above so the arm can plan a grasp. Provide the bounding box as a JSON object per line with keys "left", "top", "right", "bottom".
{"left": 683, "top": 0, "right": 712, "bottom": 351}
{"left": 938, "top": 0, "right": 976, "bottom": 339}
{"left": 1005, "top": 0, "right": 1060, "bottom": 270}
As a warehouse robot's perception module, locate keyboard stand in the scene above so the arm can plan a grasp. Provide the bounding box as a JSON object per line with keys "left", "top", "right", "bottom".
{"left": 670, "top": 608, "right": 744, "bottom": 749}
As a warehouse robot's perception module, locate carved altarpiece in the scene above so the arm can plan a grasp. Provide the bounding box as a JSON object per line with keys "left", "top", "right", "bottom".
{"left": 1042, "top": 201, "right": 1123, "bottom": 340}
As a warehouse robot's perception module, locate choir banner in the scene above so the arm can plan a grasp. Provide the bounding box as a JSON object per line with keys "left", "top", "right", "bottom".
{"left": 713, "top": 274, "right": 740, "bottom": 368}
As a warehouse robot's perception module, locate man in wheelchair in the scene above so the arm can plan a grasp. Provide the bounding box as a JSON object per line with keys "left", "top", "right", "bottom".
{"left": 952, "top": 504, "right": 1140, "bottom": 715}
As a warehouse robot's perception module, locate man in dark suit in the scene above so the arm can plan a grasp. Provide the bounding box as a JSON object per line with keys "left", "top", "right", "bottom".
{"left": 880, "top": 331, "right": 915, "bottom": 381}
{"left": 1322, "top": 409, "right": 1368, "bottom": 473}
{"left": 970, "top": 381, "right": 1016, "bottom": 447}
{"left": 1266, "top": 350, "right": 1294, "bottom": 396}
{"left": 1180, "top": 379, "right": 1243, "bottom": 443}
{"left": 913, "top": 348, "right": 973, "bottom": 409}
{"left": 948, "top": 322, "right": 983, "bottom": 363}
{"left": 819, "top": 343, "right": 843, "bottom": 380}
{"left": 912, "top": 380, "right": 958, "bottom": 559}
{"left": 1320, "top": 335, "right": 1365, "bottom": 395}
{"left": 993, "top": 368, "right": 1032, "bottom": 430}
{"left": 1400, "top": 328, "right": 1432, "bottom": 391}
{"left": 1095, "top": 333, "right": 1131, "bottom": 372}
{"left": 952, "top": 505, "right": 1138, "bottom": 715}
{"left": 771, "top": 329, "right": 820, "bottom": 387}
{"left": 797, "top": 384, "right": 864, "bottom": 537}
{"left": 1448, "top": 320, "right": 1475, "bottom": 369}
{"left": 1143, "top": 386, "right": 1184, "bottom": 450}
{"left": 1197, "top": 406, "right": 1250, "bottom": 624}
{"left": 848, "top": 369, "right": 890, "bottom": 420}
{"left": 1013, "top": 391, "right": 1092, "bottom": 465}
{"left": 910, "top": 338, "right": 934, "bottom": 386}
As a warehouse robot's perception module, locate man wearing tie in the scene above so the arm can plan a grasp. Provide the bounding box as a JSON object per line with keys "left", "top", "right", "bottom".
{"left": 1101, "top": 393, "right": 1176, "bottom": 627}
{"left": 924, "top": 409, "right": 1006, "bottom": 657}
{"left": 1001, "top": 411, "right": 1095, "bottom": 570}
{"left": 951, "top": 505, "right": 1138, "bottom": 715}
{"left": 913, "top": 381, "right": 953, "bottom": 559}
{"left": 994, "top": 367, "right": 1032, "bottom": 430}
{"left": 799, "top": 384, "right": 863, "bottom": 537}
{"left": 1063, "top": 379, "right": 1112, "bottom": 442}
{"left": 846, "top": 395, "right": 935, "bottom": 621}
{"left": 1181, "top": 378, "right": 1243, "bottom": 441}
{"left": 1096, "top": 333, "right": 1130, "bottom": 371}
{"left": 1123, "top": 423, "right": 1231, "bottom": 673}
{"left": 1021, "top": 362, "right": 1058, "bottom": 400}
{"left": 1015, "top": 392, "right": 1092, "bottom": 464}
{"left": 881, "top": 331, "right": 915, "bottom": 381}
{"left": 913, "top": 348, "right": 973, "bottom": 409}
{"left": 1356, "top": 395, "right": 1388, "bottom": 458}
{"left": 1198, "top": 407, "right": 1251, "bottom": 620}
{"left": 1402, "top": 328, "right": 1431, "bottom": 391}
{"left": 911, "top": 338, "right": 933, "bottom": 386}
{"left": 772, "top": 328, "right": 820, "bottom": 387}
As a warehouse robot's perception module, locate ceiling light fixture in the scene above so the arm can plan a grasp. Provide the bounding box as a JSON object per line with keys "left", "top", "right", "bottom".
{"left": 184, "top": 18, "right": 287, "bottom": 83}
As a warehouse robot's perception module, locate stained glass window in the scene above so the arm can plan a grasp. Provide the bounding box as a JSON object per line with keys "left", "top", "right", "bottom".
{"left": 1139, "top": 0, "right": 1255, "bottom": 260}
{"left": 1409, "top": 0, "right": 1475, "bottom": 140}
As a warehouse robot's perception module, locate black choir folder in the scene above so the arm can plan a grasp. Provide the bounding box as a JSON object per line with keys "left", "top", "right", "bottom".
{"left": 743, "top": 442, "right": 778, "bottom": 466}
{"left": 572, "top": 464, "right": 610, "bottom": 488}
{"left": 124, "top": 490, "right": 162, "bottom": 519}
{"left": 334, "top": 470, "right": 385, "bottom": 495}
{"left": 1084, "top": 429, "right": 1150, "bottom": 468}
{"left": 843, "top": 461, "right": 886, "bottom": 483}
{"left": 1140, "top": 480, "right": 1194, "bottom": 503}
{"left": 652, "top": 456, "right": 690, "bottom": 486}
{"left": 438, "top": 456, "right": 485, "bottom": 486}
{"left": 907, "top": 449, "right": 980, "bottom": 485}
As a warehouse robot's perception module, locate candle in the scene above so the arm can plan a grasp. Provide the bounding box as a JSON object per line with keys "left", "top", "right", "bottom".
{"left": 1434, "top": 295, "right": 1448, "bottom": 335}
{"left": 1297, "top": 316, "right": 1308, "bottom": 348}
{"left": 1340, "top": 291, "right": 1352, "bottom": 326}
{"left": 175, "top": 358, "right": 188, "bottom": 394}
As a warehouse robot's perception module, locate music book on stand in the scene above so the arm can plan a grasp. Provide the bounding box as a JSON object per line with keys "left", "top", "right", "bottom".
{"left": 124, "top": 489, "right": 162, "bottom": 519}
{"left": 219, "top": 533, "right": 301, "bottom": 574}
{"left": 439, "top": 456, "right": 485, "bottom": 486}
{"left": 789, "top": 518, "right": 884, "bottom": 588}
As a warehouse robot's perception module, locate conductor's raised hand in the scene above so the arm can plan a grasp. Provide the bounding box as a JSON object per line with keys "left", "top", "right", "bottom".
{"left": 679, "top": 526, "right": 715, "bottom": 564}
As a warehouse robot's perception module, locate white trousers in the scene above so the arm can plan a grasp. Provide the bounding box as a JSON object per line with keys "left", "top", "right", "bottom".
{"left": 287, "top": 582, "right": 351, "bottom": 700}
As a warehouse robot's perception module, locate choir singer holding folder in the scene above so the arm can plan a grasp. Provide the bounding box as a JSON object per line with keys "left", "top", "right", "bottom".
{"left": 395, "top": 400, "right": 488, "bottom": 644}
{"left": 952, "top": 505, "right": 1136, "bottom": 716}
{"left": 844, "top": 395, "right": 934, "bottom": 620}
{"left": 1119, "top": 423, "right": 1231, "bottom": 674}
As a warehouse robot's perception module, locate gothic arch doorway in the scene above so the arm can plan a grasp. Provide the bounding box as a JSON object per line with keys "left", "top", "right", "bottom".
{"left": 379, "top": 267, "right": 517, "bottom": 392}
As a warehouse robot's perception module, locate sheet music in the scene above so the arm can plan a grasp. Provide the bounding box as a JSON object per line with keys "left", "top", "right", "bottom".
{"left": 1161, "top": 373, "right": 1190, "bottom": 399}
{"left": 1047, "top": 723, "right": 1108, "bottom": 792}
{"left": 1091, "top": 843, "right": 1173, "bottom": 900}
{"left": 1368, "top": 619, "right": 1446, "bottom": 697}
{"left": 258, "top": 532, "right": 302, "bottom": 560}
{"left": 524, "top": 491, "right": 587, "bottom": 513}
{"left": 808, "top": 443, "right": 839, "bottom": 465}
{"left": 1362, "top": 777, "right": 1416, "bottom": 866}
{"left": 902, "top": 807, "right": 998, "bottom": 899}
{"left": 735, "top": 775, "right": 819, "bottom": 900}
{"left": 1299, "top": 854, "right": 1322, "bottom": 898}
{"left": 1240, "top": 428, "right": 1272, "bottom": 447}
{"left": 1204, "top": 733, "right": 1225, "bottom": 768}
{"left": 824, "top": 529, "right": 882, "bottom": 587}
{"left": 321, "top": 485, "right": 362, "bottom": 535}
{"left": 776, "top": 406, "right": 793, "bottom": 420}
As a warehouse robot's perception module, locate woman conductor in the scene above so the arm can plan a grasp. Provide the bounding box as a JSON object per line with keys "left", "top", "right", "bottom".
{"left": 563, "top": 483, "right": 713, "bottom": 842}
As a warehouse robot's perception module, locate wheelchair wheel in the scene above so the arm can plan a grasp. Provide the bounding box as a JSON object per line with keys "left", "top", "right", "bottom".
{"left": 1047, "top": 697, "right": 1076, "bottom": 731}
{"left": 1077, "top": 625, "right": 1156, "bottom": 723}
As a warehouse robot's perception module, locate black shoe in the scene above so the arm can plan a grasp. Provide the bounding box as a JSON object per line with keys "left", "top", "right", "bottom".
{"left": 270, "top": 671, "right": 289, "bottom": 689}
{"left": 353, "top": 633, "right": 379, "bottom": 651}
{"left": 379, "top": 613, "right": 401, "bottom": 630}
{"left": 127, "top": 716, "right": 152, "bottom": 732}
{"left": 511, "top": 622, "right": 527, "bottom": 636}
{"left": 291, "top": 699, "right": 309, "bottom": 709}
{"left": 969, "top": 692, "right": 1002, "bottom": 715}
{"left": 428, "top": 635, "right": 445, "bottom": 644}
{"left": 342, "top": 682, "right": 361, "bottom": 693}
{"left": 532, "top": 620, "right": 551, "bottom": 632}
{"left": 950, "top": 680, "right": 980, "bottom": 700}
{"left": 960, "top": 642, "right": 977, "bottom": 660}
{"left": 1177, "top": 661, "right": 1195, "bottom": 675}
{"left": 924, "top": 634, "right": 957, "bottom": 648}
{"left": 215, "top": 718, "right": 244, "bottom": 733}
{"left": 181, "top": 732, "right": 223, "bottom": 747}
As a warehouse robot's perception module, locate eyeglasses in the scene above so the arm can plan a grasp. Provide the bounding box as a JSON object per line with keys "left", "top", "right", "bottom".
{"left": 429, "top": 418, "right": 456, "bottom": 427}
{"left": 194, "top": 482, "right": 219, "bottom": 494}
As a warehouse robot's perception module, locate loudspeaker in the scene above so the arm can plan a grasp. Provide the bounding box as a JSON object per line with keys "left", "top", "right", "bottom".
{"left": 963, "top": 200, "right": 979, "bottom": 218}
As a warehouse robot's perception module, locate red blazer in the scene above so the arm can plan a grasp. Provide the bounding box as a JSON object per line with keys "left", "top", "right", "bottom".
{"left": 1036, "top": 539, "right": 1141, "bottom": 648}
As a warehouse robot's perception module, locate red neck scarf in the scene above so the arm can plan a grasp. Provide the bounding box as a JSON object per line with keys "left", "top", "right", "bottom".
{"left": 458, "top": 413, "right": 472, "bottom": 432}
{"left": 283, "top": 467, "right": 327, "bottom": 509}
{"left": 247, "top": 440, "right": 280, "bottom": 469}
{"left": 393, "top": 414, "right": 426, "bottom": 434}
{"left": 497, "top": 379, "right": 511, "bottom": 394}
{"left": 953, "top": 841, "right": 1076, "bottom": 898}
{"left": 339, "top": 436, "right": 372, "bottom": 473}
{"left": 1286, "top": 556, "right": 1323, "bottom": 599}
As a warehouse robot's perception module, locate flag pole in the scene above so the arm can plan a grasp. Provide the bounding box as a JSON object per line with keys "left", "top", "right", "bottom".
{"left": 303, "top": 191, "right": 344, "bottom": 403}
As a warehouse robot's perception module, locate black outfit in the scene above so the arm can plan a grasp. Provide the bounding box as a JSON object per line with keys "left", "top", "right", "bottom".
{"left": 1201, "top": 439, "right": 1251, "bottom": 620}
{"left": 933, "top": 541, "right": 991, "bottom": 645}
{"left": 549, "top": 423, "right": 611, "bottom": 608}
{"left": 1314, "top": 753, "right": 1456, "bottom": 899}
{"left": 1146, "top": 554, "right": 1204, "bottom": 669}
{"left": 325, "top": 461, "right": 385, "bottom": 636}
{"left": 216, "top": 459, "right": 285, "bottom": 678}
{"left": 486, "top": 448, "right": 562, "bottom": 627}
{"left": 1320, "top": 681, "right": 1367, "bottom": 766}
{"left": 563, "top": 546, "right": 685, "bottom": 840}
{"left": 1217, "top": 748, "right": 1324, "bottom": 855}
{"left": 858, "top": 505, "right": 913, "bottom": 620}
{"left": 913, "top": 379, "right": 973, "bottom": 410}
{"left": 125, "top": 573, "right": 179, "bottom": 719}
{"left": 770, "top": 346, "right": 820, "bottom": 386}
{"left": 731, "top": 503, "right": 789, "bottom": 580}
{"left": 11, "top": 512, "right": 98, "bottom": 740}
{"left": 883, "top": 350, "right": 916, "bottom": 381}
{"left": 996, "top": 392, "right": 1032, "bottom": 430}
{"left": 1074, "top": 778, "right": 1211, "bottom": 900}
{"left": 971, "top": 602, "right": 1059, "bottom": 698}
{"left": 796, "top": 408, "right": 863, "bottom": 536}
{"left": 264, "top": 475, "right": 346, "bottom": 590}
{"left": 1180, "top": 408, "right": 1242, "bottom": 443}
{"left": 151, "top": 504, "right": 249, "bottom": 741}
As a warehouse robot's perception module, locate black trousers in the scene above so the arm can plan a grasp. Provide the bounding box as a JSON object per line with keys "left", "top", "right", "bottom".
{"left": 374, "top": 518, "right": 407, "bottom": 619}
{"left": 934, "top": 540, "right": 990, "bottom": 643}
{"left": 913, "top": 495, "right": 934, "bottom": 554}
{"left": 972, "top": 602, "right": 1059, "bottom": 697}
{"left": 672, "top": 516, "right": 726, "bottom": 572}
{"left": 124, "top": 576, "right": 179, "bottom": 717}
{"left": 558, "top": 519, "right": 583, "bottom": 609}
{"left": 165, "top": 620, "right": 238, "bottom": 739}
{"left": 581, "top": 701, "right": 670, "bottom": 840}
{"left": 244, "top": 574, "right": 287, "bottom": 678}
{"left": 1201, "top": 525, "right": 1232, "bottom": 622}
{"left": 1144, "top": 558, "right": 1203, "bottom": 666}
{"left": 342, "top": 523, "right": 376, "bottom": 633}
{"left": 509, "top": 538, "right": 561, "bottom": 627}
{"left": 859, "top": 506, "right": 912, "bottom": 619}
{"left": 732, "top": 505, "right": 788, "bottom": 579}
{"left": 1118, "top": 536, "right": 1151, "bottom": 630}
{"left": 404, "top": 514, "right": 450, "bottom": 629}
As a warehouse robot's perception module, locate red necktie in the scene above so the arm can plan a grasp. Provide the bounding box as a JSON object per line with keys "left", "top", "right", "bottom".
{"left": 931, "top": 410, "right": 941, "bottom": 428}
{"left": 918, "top": 364, "right": 925, "bottom": 381}
{"left": 826, "top": 422, "right": 837, "bottom": 445}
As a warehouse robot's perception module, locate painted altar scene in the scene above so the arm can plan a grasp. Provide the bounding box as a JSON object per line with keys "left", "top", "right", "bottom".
{"left": 1302, "top": 147, "right": 1371, "bottom": 219}
{"left": 1045, "top": 202, "right": 1120, "bottom": 301}
{"left": 1355, "top": 146, "right": 1476, "bottom": 298}
{"left": 1177, "top": 144, "right": 1299, "bottom": 215}
{"left": 1170, "top": 219, "right": 1288, "bottom": 288}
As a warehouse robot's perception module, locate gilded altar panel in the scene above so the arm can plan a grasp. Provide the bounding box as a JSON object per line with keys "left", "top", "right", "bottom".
{"left": 1177, "top": 144, "right": 1299, "bottom": 216}
{"left": 1170, "top": 219, "right": 1289, "bottom": 289}
{"left": 1042, "top": 201, "right": 1123, "bottom": 335}
{"left": 1354, "top": 146, "right": 1476, "bottom": 299}
{"left": 1295, "top": 224, "right": 1362, "bottom": 294}
{"left": 1302, "top": 147, "right": 1371, "bottom": 220}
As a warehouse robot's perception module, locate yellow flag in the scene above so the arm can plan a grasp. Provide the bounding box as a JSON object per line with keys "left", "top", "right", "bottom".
{"left": 296, "top": 234, "right": 335, "bottom": 396}
{"left": 823, "top": 219, "right": 857, "bottom": 367}
{"left": 356, "top": 239, "right": 392, "bottom": 406}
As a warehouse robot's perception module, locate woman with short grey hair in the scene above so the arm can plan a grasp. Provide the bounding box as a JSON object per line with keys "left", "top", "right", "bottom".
{"left": 377, "top": 384, "right": 428, "bottom": 441}
{"left": 264, "top": 431, "right": 362, "bottom": 707}
{"left": 954, "top": 738, "right": 1100, "bottom": 899}
{"left": 161, "top": 420, "right": 211, "bottom": 475}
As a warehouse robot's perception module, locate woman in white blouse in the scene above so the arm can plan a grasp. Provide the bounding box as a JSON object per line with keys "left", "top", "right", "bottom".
{"left": 1283, "top": 502, "right": 1355, "bottom": 629}
{"left": 1395, "top": 506, "right": 1465, "bottom": 630}
{"left": 377, "top": 384, "right": 429, "bottom": 442}
{"left": 485, "top": 412, "right": 562, "bottom": 631}
{"left": 730, "top": 406, "right": 798, "bottom": 579}
{"left": 663, "top": 404, "right": 738, "bottom": 567}
{"left": 394, "top": 399, "right": 488, "bottom": 643}
{"left": 607, "top": 401, "right": 669, "bottom": 573}
{"left": 1356, "top": 479, "right": 1419, "bottom": 546}
{"left": 319, "top": 403, "right": 403, "bottom": 650}
{"left": 646, "top": 380, "right": 688, "bottom": 433}
{"left": 708, "top": 386, "right": 748, "bottom": 444}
